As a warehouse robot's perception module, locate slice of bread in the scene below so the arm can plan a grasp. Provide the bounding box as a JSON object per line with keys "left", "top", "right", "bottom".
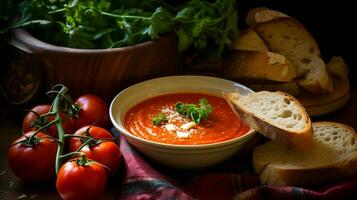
{"left": 224, "top": 91, "right": 313, "bottom": 149}
{"left": 252, "top": 17, "right": 321, "bottom": 72}
{"left": 297, "top": 55, "right": 333, "bottom": 93}
{"left": 224, "top": 50, "right": 297, "bottom": 82}
{"left": 327, "top": 56, "right": 349, "bottom": 80}
{"left": 231, "top": 29, "right": 269, "bottom": 51}
{"left": 246, "top": 7, "right": 289, "bottom": 27}
{"left": 251, "top": 17, "right": 333, "bottom": 93}
{"left": 253, "top": 122, "right": 357, "bottom": 185}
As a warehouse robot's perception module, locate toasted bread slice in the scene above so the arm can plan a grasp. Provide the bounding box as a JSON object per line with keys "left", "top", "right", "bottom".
{"left": 224, "top": 91, "right": 313, "bottom": 149}
{"left": 224, "top": 50, "right": 296, "bottom": 82}
{"left": 231, "top": 29, "right": 269, "bottom": 51}
{"left": 253, "top": 122, "right": 357, "bottom": 185}
{"left": 252, "top": 17, "right": 333, "bottom": 93}
{"left": 252, "top": 17, "right": 321, "bottom": 73}
{"left": 246, "top": 7, "right": 289, "bottom": 27}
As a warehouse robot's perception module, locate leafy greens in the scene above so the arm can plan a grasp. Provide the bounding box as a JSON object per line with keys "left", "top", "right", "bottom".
{"left": 4, "top": 0, "right": 239, "bottom": 57}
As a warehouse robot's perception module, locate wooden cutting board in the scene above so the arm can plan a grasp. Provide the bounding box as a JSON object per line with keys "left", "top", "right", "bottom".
{"left": 297, "top": 78, "right": 350, "bottom": 116}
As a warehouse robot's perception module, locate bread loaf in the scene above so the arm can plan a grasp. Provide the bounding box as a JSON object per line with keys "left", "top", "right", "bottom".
{"left": 225, "top": 50, "right": 297, "bottom": 82}
{"left": 251, "top": 17, "right": 333, "bottom": 93}
{"left": 224, "top": 91, "right": 313, "bottom": 149}
{"left": 253, "top": 122, "right": 357, "bottom": 185}
{"left": 246, "top": 7, "right": 288, "bottom": 27}
{"left": 231, "top": 29, "right": 268, "bottom": 51}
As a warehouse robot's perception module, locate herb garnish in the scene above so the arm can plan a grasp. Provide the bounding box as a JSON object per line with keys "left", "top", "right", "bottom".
{"left": 175, "top": 98, "right": 212, "bottom": 124}
{"left": 152, "top": 113, "right": 168, "bottom": 126}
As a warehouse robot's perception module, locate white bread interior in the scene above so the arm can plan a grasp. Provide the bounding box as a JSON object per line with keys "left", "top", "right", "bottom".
{"left": 253, "top": 122, "right": 357, "bottom": 185}
{"left": 224, "top": 91, "right": 313, "bottom": 149}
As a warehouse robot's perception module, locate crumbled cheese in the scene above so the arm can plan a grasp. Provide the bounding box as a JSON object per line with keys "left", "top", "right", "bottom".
{"left": 176, "top": 131, "right": 190, "bottom": 139}
{"left": 167, "top": 112, "right": 180, "bottom": 120}
{"left": 161, "top": 107, "right": 184, "bottom": 123}
{"left": 164, "top": 124, "right": 176, "bottom": 132}
{"left": 189, "top": 128, "right": 198, "bottom": 134}
{"left": 180, "top": 122, "right": 196, "bottom": 130}
{"left": 161, "top": 107, "right": 172, "bottom": 114}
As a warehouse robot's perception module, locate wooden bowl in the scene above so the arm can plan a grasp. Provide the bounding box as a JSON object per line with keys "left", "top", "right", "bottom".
{"left": 8, "top": 29, "right": 180, "bottom": 101}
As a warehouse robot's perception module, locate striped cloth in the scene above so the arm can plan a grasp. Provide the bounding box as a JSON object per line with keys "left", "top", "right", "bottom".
{"left": 115, "top": 133, "right": 357, "bottom": 200}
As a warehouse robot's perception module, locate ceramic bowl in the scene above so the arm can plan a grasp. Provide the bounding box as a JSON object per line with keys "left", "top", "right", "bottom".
{"left": 8, "top": 29, "right": 180, "bottom": 101}
{"left": 110, "top": 75, "right": 256, "bottom": 169}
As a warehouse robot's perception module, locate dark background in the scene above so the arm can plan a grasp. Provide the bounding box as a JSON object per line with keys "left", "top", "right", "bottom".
{"left": 237, "top": 0, "right": 356, "bottom": 87}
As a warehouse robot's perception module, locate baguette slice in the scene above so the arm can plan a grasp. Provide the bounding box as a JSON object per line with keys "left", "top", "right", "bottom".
{"left": 246, "top": 7, "right": 289, "bottom": 27}
{"left": 252, "top": 17, "right": 321, "bottom": 71}
{"left": 252, "top": 17, "right": 333, "bottom": 93}
{"left": 224, "top": 50, "right": 297, "bottom": 82}
{"left": 297, "top": 55, "right": 333, "bottom": 93}
{"left": 253, "top": 122, "right": 357, "bottom": 185}
{"left": 224, "top": 91, "right": 313, "bottom": 149}
{"left": 231, "top": 29, "right": 269, "bottom": 51}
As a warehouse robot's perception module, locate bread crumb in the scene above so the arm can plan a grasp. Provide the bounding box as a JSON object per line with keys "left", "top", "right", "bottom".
{"left": 267, "top": 52, "right": 286, "bottom": 65}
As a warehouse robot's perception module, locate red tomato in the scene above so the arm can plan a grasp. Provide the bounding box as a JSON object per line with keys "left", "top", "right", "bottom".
{"left": 80, "top": 141, "right": 121, "bottom": 176}
{"left": 8, "top": 131, "right": 57, "bottom": 182}
{"left": 56, "top": 158, "right": 107, "bottom": 200}
{"left": 23, "top": 104, "right": 74, "bottom": 138}
{"left": 68, "top": 126, "right": 113, "bottom": 152}
{"left": 73, "top": 95, "right": 109, "bottom": 129}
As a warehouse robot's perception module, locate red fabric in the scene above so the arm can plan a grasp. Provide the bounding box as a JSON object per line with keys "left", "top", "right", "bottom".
{"left": 116, "top": 133, "right": 357, "bottom": 200}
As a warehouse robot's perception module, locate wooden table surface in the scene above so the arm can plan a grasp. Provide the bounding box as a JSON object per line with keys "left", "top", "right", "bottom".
{"left": 1, "top": 90, "right": 357, "bottom": 200}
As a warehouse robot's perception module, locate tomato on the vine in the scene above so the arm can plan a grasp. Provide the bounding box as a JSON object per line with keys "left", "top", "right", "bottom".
{"left": 56, "top": 157, "right": 107, "bottom": 200}
{"left": 73, "top": 95, "right": 109, "bottom": 129}
{"left": 23, "top": 104, "right": 74, "bottom": 138}
{"left": 79, "top": 141, "right": 121, "bottom": 176}
{"left": 69, "top": 126, "right": 120, "bottom": 175}
{"left": 68, "top": 125, "right": 113, "bottom": 152}
{"left": 8, "top": 131, "right": 58, "bottom": 182}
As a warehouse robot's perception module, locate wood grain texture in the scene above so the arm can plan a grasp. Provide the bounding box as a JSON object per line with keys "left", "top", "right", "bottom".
{"left": 8, "top": 29, "right": 180, "bottom": 101}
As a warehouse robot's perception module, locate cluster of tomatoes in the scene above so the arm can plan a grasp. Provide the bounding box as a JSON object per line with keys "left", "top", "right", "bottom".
{"left": 7, "top": 92, "right": 122, "bottom": 200}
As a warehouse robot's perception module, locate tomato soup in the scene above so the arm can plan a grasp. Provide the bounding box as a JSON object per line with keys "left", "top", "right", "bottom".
{"left": 124, "top": 93, "right": 249, "bottom": 145}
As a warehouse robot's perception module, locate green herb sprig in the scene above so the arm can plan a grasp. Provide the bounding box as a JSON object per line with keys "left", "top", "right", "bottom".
{"left": 174, "top": 0, "right": 238, "bottom": 57}
{"left": 152, "top": 113, "right": 168, "bottom": 126}
{"left": 175, "top": 98, "right": 212, "bottom": 124}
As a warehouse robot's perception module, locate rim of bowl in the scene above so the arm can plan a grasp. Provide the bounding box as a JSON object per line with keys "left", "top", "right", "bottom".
{"left": 110, "top": 75, "right": 256, "bottom": 150}
{"left": 9, "top": 29, "right": 173, "bottom": 54}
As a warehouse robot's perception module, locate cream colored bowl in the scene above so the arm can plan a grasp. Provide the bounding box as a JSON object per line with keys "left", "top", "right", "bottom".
{"left": 110, "top": 76, "right": 256, "bottom": 169}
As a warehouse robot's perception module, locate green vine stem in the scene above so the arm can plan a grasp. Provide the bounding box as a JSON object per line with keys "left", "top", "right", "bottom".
{"left": 51, "top": 86, "right": 68, "bottom": 174}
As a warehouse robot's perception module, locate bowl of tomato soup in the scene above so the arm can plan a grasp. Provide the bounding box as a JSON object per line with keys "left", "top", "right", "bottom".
{"left": 110, "top": 76, "right": 256, "bottom": 169}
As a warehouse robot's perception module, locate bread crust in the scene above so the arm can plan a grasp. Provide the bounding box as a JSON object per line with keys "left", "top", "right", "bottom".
{"left": 231, "top": 29, "right": 269, "bottom": 51}
{"left": 253, "top": 122, "right": 357, "bottom": 186}
{"left": 224, "top": 92, "right": 313, "bottom": 149}
{"left": 224, "top": 50, "right": 297, "bottom": 82}
{"left": 246, "top": 7, "right": 288, "bottom": 27}
{"left": 251, "top": 17, "right": 334, "bottom": 93}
